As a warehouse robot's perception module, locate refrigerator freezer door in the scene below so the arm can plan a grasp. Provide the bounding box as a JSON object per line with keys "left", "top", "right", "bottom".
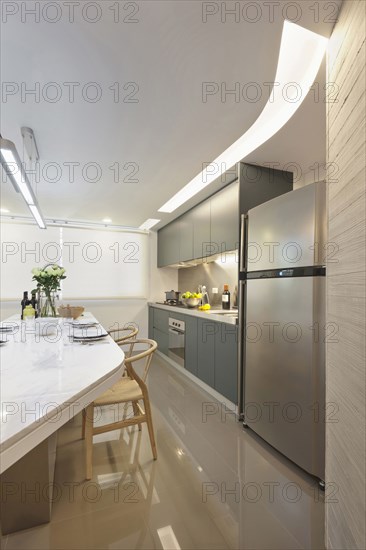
{"left": 244, "top": 276, "right": 325, "bottom": 479}
{"left": 246, "top": 181, "right": 326, "bottom": 271}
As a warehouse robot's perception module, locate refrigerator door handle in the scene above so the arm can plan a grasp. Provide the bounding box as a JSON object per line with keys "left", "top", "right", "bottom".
{"left": 237, "top": 279, "right": 246, "bottom": 418}
{"left": 240, "top": 214, "right": 248, "bottom": 272}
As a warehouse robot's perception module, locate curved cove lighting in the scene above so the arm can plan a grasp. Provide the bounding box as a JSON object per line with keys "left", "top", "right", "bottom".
{"left": 159, "top": 21, "right": 328, "bottom": 213}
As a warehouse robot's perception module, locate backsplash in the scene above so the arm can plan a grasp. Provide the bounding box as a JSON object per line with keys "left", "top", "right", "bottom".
{"left": 178, "top": 255, "right": 238, "bottom": 308}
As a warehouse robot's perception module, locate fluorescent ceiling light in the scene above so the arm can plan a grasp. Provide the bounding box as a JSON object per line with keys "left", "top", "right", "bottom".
{"left": 139, "top": 218, "right": 161, "bottom": 230}
{"left": 0, "top": 137, "right": 46, "bottom": 229}
{"left": 102, "top": 218, "right": 112, "bottom": 224}
{"left": 28, "top": 205, "right": 46, "bottom": 230}
{"left": 0, "top": 208, "right": 9, "bottom": 213}
{"left": 158, "top": 21, "right": 328, "bottom": 213}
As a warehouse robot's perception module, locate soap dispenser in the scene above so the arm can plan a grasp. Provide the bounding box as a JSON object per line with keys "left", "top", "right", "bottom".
{"left": 201, "top": 285, "right": 210, "bottom": 306}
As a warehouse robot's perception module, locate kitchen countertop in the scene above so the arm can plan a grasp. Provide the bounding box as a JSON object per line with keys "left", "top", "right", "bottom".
{"left": 148, "top": 302, "right": 238, "bottom": 325}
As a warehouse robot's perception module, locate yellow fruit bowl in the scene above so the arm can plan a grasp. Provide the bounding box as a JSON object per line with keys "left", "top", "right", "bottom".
{"left": 182, "top": 297, "right": 200, "bottom": 308}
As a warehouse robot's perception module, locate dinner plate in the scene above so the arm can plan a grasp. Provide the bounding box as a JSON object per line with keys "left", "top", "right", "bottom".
{"left": 72, "top": 334, "right": 108, "bottom": 342}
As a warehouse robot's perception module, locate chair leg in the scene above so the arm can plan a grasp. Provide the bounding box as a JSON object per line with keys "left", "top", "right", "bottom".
{"left": 132, "top": 401, "right": 142, "bottom": 431}
{"left": 143, "top": 397, "right": 157, "bottom": 460}
{"left": 81, "top": 409, "right": 86, "bottom": 439}
{"left": 85, "top": 403, "right": 94, "bottom": 480}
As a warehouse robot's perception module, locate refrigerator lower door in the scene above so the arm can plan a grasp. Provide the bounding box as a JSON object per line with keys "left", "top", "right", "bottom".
{"left": 244, "top": 276, "right": 325, "bottom": 479}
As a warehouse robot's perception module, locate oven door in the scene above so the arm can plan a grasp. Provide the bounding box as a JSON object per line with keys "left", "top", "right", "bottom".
{"left": 168, "top": 327, "right": 185, "bottom": 368}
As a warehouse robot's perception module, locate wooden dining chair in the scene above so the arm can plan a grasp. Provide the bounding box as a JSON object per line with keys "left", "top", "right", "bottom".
{"left": 82, "top": 338, "right": 158, "bottom": 480}
{"left": 108, "top": 325, "right": 138, "bottom": 344}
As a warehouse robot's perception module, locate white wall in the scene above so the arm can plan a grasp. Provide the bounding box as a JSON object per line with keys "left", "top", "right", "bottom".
{"left": 0, "top": 227, "right": 177, "bottom": 337}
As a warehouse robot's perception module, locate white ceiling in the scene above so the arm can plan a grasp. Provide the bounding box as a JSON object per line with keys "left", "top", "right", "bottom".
{"left": 0, "top": 0, "right": 341, "bottom": 229}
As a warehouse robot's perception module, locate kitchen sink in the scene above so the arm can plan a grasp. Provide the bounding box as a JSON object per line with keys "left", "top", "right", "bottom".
{"left": 206, "top": 309, "right": 238, "bottom": 316}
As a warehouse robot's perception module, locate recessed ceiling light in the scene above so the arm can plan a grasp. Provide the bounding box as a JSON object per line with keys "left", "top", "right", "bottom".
{"left": 139, "top": 218, "right": 161, "bottom": 230}
{"left": 158, "top": 21, "right": 328, "bottom": 213}
{"left": 102, "top": 218, "right": 112, "bottom": 224}
{"left": 0, "top": 208, "right": 10, "bottom": 213}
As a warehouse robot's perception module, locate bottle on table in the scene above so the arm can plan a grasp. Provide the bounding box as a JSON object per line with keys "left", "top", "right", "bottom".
{"left": 31, "top": 290, "right": 38, "bottom": 318}
{"left": 21, "top": 291, "right": 30, "bottom": 320}
{"left": 23, "top": 304, "right": 36, "bottom": 323}
{"left": 222, "top": 284, "right": 230, "bottom": 310}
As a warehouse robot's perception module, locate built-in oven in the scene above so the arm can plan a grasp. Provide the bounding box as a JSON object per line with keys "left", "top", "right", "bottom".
{"left": 168, "top": 317, "right": 185, "bottom": 368}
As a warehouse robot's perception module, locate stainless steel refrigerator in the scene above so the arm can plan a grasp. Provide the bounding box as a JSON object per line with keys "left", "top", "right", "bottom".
{"left": 238, "top": 181, "right": 326, "bottom": 481}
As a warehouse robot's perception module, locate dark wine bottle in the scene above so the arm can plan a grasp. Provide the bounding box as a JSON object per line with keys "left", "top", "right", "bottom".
{"left": 31, "top": 291, "right": 38, "bottom": 318}
{"left": 21, "top": 291, "right": 30, "bottom": 320}
{"left": 222, "top": 284, "right": 230, "bottom": 310}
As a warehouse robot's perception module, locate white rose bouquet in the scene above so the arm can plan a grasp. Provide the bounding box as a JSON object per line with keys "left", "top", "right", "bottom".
{"left": 32, "top": 264, "right": 66, "bottom": 317}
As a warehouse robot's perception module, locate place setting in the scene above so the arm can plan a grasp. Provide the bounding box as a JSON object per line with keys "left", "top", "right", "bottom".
{"left": 0, "top": 324, "right": 16, "bottom": 345}
{"left": 70, "top": 325, "right": 110, "bottom": 345}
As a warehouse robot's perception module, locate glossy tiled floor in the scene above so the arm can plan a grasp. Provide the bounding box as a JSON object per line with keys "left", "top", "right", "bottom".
{"left": 1, "top": 354, "right": 325, "bottom": 549}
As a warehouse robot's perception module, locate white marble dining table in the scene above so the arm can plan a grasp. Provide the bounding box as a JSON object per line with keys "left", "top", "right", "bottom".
{"left": 0, "top": 312, "right": 125, "bottom": 534}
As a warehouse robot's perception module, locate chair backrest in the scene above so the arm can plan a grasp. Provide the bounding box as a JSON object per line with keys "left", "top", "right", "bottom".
{"left": 121, "top": 338, "right": 157, "bottom": 384}
{"left": 108, "top": 325, "right": 139, "bottom": 345}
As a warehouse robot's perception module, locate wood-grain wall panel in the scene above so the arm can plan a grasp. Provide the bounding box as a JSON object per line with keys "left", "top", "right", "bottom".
{"left": 326, "top": 1, "right": 366, "bottom": 549}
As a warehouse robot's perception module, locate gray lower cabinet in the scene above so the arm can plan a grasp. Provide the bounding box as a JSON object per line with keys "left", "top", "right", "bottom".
{"left": 149, "top": 307, "right": 237, "bottom": 403}
{"left": 184, "top": 315, "right": 198, "bottom": 376}
{"left": 153, "top": 308, "right": 169, "bottom": 333}
{"left": 196, "top": 319, "right": 215, "bottom": 387}
{"left": 214, "top": 324, "right": 238, "bottom": 403}
{"left": 153, "top": 327, "right": 169, "bottom": 356}
{"left": 148, "top": 307, "right": 154, "bottom": 339}
{"left": 149, "top": 306, "right": 169, "bottom": 355}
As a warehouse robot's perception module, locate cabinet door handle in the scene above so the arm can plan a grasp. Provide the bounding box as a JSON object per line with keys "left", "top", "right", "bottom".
{"left": 169, "top": 328, "right": 184, "bottom": 335}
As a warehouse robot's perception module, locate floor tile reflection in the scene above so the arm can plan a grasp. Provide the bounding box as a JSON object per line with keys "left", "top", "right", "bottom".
{"left": 1, "top": 354, "right": 325, "bottom": 549}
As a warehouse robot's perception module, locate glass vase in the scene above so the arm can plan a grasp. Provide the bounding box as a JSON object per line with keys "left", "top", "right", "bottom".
{"left": 40, "top": 290, "right": 58, "bottom": 317}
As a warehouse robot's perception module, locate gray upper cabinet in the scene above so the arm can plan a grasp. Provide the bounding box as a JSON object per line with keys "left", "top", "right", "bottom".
{"left": 193, "top": 200, "right": 211, "bottom": 259}
{"left": 179, "top": 210, "right": 194, "bottom": 262}
{"left": 239, "top": 163, "right": 293, "bottom": 215}
{"left": 210, "top": 181, "right": 239, "bottom": 253}
{"left": 157, "top": 164, "right": 291, "bottom": 267}
{"left": 157, "top": 222, "right": 180, "bottom": 267}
